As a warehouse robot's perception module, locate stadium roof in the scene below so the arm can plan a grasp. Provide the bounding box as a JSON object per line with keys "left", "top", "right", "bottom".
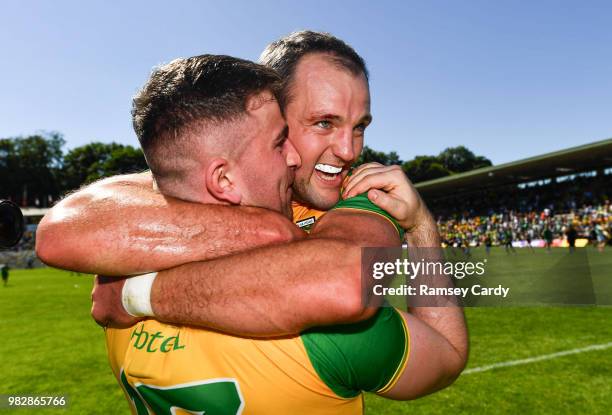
{"left": 415, "top": 138, "right": 612, "bottom": 199}
{"left": 22, "top": 207, "right": 50, "bottom": 217}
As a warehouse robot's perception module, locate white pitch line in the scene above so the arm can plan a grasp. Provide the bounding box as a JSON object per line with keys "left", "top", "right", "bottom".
{"left": 463, "top": 341, "right": 612, "bottom": 375}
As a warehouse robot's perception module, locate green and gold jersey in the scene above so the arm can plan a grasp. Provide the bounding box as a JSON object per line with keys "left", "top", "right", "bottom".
{"left": 293, "top": 193, "right": 404, "bottom": 240}
{"left": 106, "top": 196, "right": 408, "bottom": 415}
{"left": 107, "top": 307, "right": 409, "bottom": 415}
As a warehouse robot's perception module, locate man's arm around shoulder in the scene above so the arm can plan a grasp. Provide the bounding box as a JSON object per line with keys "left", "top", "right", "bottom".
{"left": 142, "top": 200, "right": 403, "bottom": 335}
{"left": 36, "top": 172, "right": 302, "bottom": 275}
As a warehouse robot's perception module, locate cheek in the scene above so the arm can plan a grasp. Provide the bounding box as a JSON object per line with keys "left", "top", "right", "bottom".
{"left": 258, "top": 154, "right": 287, "bottom": 185}
{"left": 292, "top": 128, "right": 324, "bottom": 164}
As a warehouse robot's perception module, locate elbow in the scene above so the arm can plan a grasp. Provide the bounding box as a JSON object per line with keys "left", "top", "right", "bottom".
{"left": 447, "top": 327, "right": 470, "bottom": 384}
{"left": 262, "top": 210, "right": 306, "bottom": 244}
{"left": 35, "top": 217, "right": 65, "bottom": 268}
{"left": 35, "top": 218, "right": 54, "bottom": 265}
{"left": 449, "top": 347, "right": 469, "bottom": 383}
{"left": 438, "top": 345, "right": 469, "bottom": 391}
{"left": 35, "top": 189, "right": 96, "bottom": 271}
{"left": 36, "top": 205, "right": 84, "bottom": 270}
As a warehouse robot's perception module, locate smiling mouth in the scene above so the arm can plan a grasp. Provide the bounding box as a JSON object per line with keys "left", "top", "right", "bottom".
{"left": 314, "top": 163, "right": 343, "bottom": 182}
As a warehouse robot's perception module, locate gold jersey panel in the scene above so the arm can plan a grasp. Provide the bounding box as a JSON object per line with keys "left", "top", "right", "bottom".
{"left": 106, "top": 320, "right": 362, "bottom": 415}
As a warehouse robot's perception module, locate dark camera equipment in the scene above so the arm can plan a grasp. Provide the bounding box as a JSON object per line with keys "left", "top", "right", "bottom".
{"left": 0, "top": 200, "right": 25, "bottom": 248}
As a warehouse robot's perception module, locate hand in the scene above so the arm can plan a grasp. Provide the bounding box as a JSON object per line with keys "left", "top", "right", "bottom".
{"left": 91, "top": 275, "right": 142, "bottom": 328}
{"left": 342, "top": 163, "right": 430, "bottom": 232}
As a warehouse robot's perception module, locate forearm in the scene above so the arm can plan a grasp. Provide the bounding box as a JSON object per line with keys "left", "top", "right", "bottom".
{"left": 148, "top": 210, "right": 402, "bottom": 335}
{"left": 36, "top": 173, "right": 300, "bottom": 275}
{"left": 404, "top": 210, "right": 469, "bottom": 375}
{"left": 151, "top": 238, "right": 364, "bottom": 336}
{"left": 404, "top": 207, "right": 439, "bottom": 247}
{"left": 381, "top": 214, "right": 468, "bottom": 400}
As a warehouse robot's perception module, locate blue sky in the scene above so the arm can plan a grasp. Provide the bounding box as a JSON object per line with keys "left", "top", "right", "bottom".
{"left": 1, "top": 0, "right": 610, "bottom": 164}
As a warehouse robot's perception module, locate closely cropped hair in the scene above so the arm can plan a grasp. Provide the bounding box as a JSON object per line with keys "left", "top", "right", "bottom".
{"left": 259, "top": 30, "right": 368, "bottom": 107}
{"left": 132, "top": 54, "right": 281, "bottom": 154}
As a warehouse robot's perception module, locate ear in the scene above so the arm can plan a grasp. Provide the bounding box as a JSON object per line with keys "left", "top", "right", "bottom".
{"left": 205, "top": 158, "right": 242, "bottom": 205}
{"left": 246, "top": 90, "right": 274, "bottom": 112}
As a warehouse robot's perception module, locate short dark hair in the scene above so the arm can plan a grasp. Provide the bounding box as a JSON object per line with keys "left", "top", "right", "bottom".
{"left": 259, "top": 31, "right": 368, "bottom": 107}
{"left": 133, "top": 54, "right": 281, "bottom": 156}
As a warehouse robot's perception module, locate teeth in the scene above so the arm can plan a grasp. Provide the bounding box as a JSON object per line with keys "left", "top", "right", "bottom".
{"left": 315, "top": 164, "right": 342, "bottom": 174}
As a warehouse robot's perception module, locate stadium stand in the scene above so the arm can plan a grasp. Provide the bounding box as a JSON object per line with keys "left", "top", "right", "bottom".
{"left": 417, "top": 138, "right": 612, "bottom": 249}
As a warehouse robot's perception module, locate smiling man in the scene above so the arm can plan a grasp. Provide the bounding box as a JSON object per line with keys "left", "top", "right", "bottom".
{"left": 36, "top": 31, "right": 467, "bottom": 411}
{"left": 279, "top": 52, "right": 371, "bottom": 209}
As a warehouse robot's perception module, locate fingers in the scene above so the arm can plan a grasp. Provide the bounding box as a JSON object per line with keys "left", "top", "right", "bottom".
{"left": 345, "top": 169, "right": 396, "bottom": 198}
{"left": 351, "top": 162, "right": 384, "bottom": 176}
{"left": 344, "top": 163, "right": 385, "bottom": 194}
{"left": 344, "top": 165, "right": 391, "bottom": 196}
{"left": 367, "top": 189, "right": 405, "bottom": 222}
{"left": 344, "top": 165, "right": 404, "bottom": 198}
{"left": 91, "top": 300, "right": 109, "bottom": 328}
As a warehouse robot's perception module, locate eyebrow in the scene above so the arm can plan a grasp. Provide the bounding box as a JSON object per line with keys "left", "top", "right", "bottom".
{"left": 308, "top": 112, "right": 373, "bottom": 126}
{"left": 308, "top": 112, "right": 343, "bottom": 122}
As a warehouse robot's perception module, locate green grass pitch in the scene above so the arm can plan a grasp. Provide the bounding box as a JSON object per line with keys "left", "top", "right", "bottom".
{"left": 1, "top": 247, "right": 611, "bottom": 414}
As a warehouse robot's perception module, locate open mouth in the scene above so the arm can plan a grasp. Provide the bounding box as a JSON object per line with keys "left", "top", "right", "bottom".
{"left": 314, "top": 163, "right": 343, "bottom": 183}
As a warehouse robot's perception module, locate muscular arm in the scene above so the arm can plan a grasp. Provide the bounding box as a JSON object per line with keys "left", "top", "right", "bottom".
{"left": 344, "top": 163, "right": 469, "bottom": 391}
{"left": 411, "top": 215, "right": 468, "bottom": 376}
{"left": 150, "top": 209, "right": 401, "bottom": 336}
{"left": 306, "top": 214, "right": 467, "bottom": 400}
{"left": 382, "top": 218, "right": 468, "bottom": 399}
{"left": 36, "top": 172, "right": 303, "bottom": 275}
{"left": 376, "top": 309, "right": 467, "bottom": 400}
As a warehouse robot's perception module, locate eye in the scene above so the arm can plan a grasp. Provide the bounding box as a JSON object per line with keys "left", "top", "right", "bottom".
{"left": 354, "top": 123, "right": 367, "bottom": 134}
{"left": 316, "top": 120, "right": 332, "bottom": 129}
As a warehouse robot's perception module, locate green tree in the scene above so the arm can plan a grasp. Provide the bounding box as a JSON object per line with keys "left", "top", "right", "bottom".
{"left": 0, "top": 139, "right": 18, "bottom": 200}
{"left": 90, "top": 145, "right": 147, "bottom": 182}
{"left": 437, "top": 146, "right": 492, "bottom": 173}
{"left": 62, "top": 142, "right": 147, "bottom": 189}
{"left": 62, "top": 142, "right": 121, "bottom": 190}
{"left": 402, "top": 156, "right": 451, "bottom": 183}
{"left": 0, "top": 133, "right": 65, "bottom": 206}
{"left": 354, "top": 146, "right": 403, "bottom": 166}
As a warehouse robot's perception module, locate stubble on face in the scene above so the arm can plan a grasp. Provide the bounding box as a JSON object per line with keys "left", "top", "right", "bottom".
{"left": 284, "top": 53, "right": 371, "bottom": 210}
{"left": 235, "top": 93, "right": 295, "bottom": 217}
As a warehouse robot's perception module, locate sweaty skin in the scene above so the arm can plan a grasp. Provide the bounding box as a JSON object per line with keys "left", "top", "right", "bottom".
{"left": 37, "top": 172, "right": 305, "bottom": 275}
{"left": 37, "top": 53, "right": 468, "bottom": 400}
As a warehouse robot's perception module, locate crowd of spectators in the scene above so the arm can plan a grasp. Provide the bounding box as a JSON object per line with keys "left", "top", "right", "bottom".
{"left": 437, "top": 201, "right": 611, "bottom": 250}
{"left": 432, "top": 173, "right": 612, "bottom": 250}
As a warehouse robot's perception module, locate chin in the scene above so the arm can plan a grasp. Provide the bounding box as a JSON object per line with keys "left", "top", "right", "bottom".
{"left": 293, "top": 179, "right": 341, "bottom": 210}
{"left": 309, "top": 188, "right": 341, "bottom": 211}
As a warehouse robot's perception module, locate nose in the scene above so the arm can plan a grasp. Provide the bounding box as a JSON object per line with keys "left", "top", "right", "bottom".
{"left": 284, "top": 139, "right": 301, "bottom": 168}
{"left": 331, "top": 128, "right": 356, "bottom": 162}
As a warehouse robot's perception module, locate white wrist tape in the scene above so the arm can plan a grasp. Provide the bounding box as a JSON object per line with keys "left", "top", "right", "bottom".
{"left": 122, "top": 272, "right": 157, "bottom": 317}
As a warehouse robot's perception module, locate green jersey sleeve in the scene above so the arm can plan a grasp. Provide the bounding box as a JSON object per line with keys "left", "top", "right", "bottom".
{"left": 331, "top": 193, "right": 405, "bottom": 240}
{"left": 301, "top": 307, "right": 409, "bottom": 398}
